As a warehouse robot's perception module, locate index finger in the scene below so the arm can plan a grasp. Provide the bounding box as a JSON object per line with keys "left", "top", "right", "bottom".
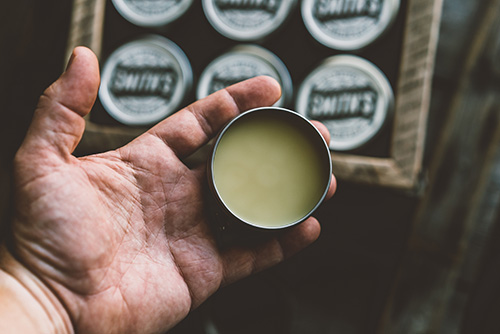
{"left": 148, "top": 76, "right": 282, "bottom": 158}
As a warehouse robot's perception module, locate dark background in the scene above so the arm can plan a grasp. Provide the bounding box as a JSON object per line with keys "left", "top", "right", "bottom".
{"left": 2, "top": 1, "right": 500, "bottom": 333}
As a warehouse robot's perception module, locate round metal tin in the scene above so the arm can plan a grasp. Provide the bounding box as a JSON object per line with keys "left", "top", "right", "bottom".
{"left": 301, "top": 0, "right": 400, "bottom": 51}
{"left": 208, "top": 107, "right": 332, "bottom": 231}
{"left": 111, "top": 0, "right": 193, "bottom": 27}
{"left": 197, "top": 45, "right": 293, "bottom": 107}
{"left": 202, "top": 0, "right": 297, "bottom": 41}
{"left": 296, "top": 55, "right": 394, "bottom": 151}
{"left": 99, "top": 35, "right": 193, "bottom": 126}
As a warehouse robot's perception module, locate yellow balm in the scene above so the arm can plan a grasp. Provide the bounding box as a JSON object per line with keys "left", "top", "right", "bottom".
{"left": 211, "top": 107, "right": 331, "bottom": 228}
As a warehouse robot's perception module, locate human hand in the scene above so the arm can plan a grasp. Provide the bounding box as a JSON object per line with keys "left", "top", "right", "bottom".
{"left": 0, "top": 47, "right": 336, "bottom": 334}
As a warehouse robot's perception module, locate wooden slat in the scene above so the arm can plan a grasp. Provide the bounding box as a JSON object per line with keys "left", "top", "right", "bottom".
{"left": 392, "top": 0, "right": 444, "bottom": 181}
{"left": 65, "top": 0, "right": 106, "bottom": 62}
{"left": 331, "top": 155, "right": 413, "bottom": 189}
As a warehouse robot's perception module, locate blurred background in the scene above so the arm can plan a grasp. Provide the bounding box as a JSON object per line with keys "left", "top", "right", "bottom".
{"left": 1, "top": 0, "right": 500, "bottom": 333}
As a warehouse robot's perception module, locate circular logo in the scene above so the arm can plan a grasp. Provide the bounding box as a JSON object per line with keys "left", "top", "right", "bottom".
{"left": 202, "top": 0, "right": 296, "bottom": 41}
{"left": 296, "top": 55, "right": 394, "bottom": 151}
{"left": 112, "top": 0, "right": 193, "bottom": 27}
{"left": 99, "top": 35, "right": 193, "bottom": 126}
{"left": 301, "top": 0, "right": 400, "bottom": 50}
{"left": 197, "top": 45, "right": 292, "bottom": 107}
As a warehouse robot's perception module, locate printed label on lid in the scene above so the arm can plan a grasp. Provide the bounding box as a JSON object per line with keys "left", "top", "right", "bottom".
{"left": 109, "top": 64, "right": 178, "bottom": 99}
{"left": 203, "top": 0, "right": 295, "bottom": 41}
{"left": 123, "top": 0, "right": 186, "bottom": 15}
{"left": 302, "top": 0, "right": 399, "bottom": 50}
{"left": 197, "top": 46, "right": 292, "bottom": 107}
{"left": 214, "top": 0, "right": 281, "bottom": 13}
{"left": 296, "top": 55, "right": 393, "bottom": 151}
{"left": 112, "top": 0, "right": 193, "bottom": 27}
{"left": 99, "top": 36, "right": 192, "bottom": 126}
{"left": 206, "top": 57, "right": 274, "bottom": 94}
{"left": 307, "top": 86, "right": 378, "bottom": 122}
{"left": 313, "top": 0, "right": 383, "bottom": 21}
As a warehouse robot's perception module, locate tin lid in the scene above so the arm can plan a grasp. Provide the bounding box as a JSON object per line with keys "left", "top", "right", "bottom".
{"left": 296, "top": 55, "right": 394, "bottom": 151}
{"left": 111, "top": 0, "right": 193, "bottom": 27}
{"left": 301, "top": 0, "right": 400, "bottom": 51}
{"left": 197, "top": 45, "right": 293, "bottom": 107}
{"left": 99, "top": 35, "right": 193, "bottom": 126}
{"left": 202, "top": 0, "right": 297, "bottom": 41}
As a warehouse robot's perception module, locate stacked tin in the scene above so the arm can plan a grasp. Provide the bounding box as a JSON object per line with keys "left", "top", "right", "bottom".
{"left": 99, "top": 35, "right": 193, "bottom": 125}
{"left": 298, "top": 0, "right": 399, "bottom": 151}
{"left": 197, "top": 45, "right": 293, "bottom": 107}
{"left": 111, "top": 0, "right": 194, "bottom": 27}
{"left": 201, "top": 0, "right": 297, "bottom": 41}
{"left": 97, "top": 0, "right": 403, "bottom": 153}
{"left": 301, "top": 0, "right": 400, "bottom": 51}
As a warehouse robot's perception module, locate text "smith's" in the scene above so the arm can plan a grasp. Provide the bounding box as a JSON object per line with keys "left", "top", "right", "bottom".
{"left": 313, "top": 0, "right": 383, "bottom": 21}
{"left": 110, "top": 65, "right": 178, "bottom": 100}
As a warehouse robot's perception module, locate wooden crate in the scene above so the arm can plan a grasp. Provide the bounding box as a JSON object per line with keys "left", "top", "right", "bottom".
{"left": 66, "top": 0, "right": 443, "bottom": 191}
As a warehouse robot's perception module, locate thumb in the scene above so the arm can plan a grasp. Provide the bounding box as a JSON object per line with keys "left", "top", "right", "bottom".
{"left": 20, "top": 47, "right": 100, "bottom": 160}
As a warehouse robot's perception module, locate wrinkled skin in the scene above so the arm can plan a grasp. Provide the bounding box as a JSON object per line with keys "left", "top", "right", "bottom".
{"left": 6, "top": 47, "right": 336, "bottom": 334}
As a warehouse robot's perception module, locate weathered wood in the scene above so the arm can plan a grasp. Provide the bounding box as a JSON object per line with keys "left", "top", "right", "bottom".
{"left": 391, "top": 0, "right": 442, "bottom": 178}
{"left": 331, "top": 155, "right": 412, "bottom": 189}
{"left": 377, "top": 0, "right": 500, "bottom": 332}
{"left": 65, "top": 0, "right": 106, "bottom": 62}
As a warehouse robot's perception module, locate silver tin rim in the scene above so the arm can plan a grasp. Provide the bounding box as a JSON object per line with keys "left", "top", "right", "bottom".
{"left": 296, "top": 55, "right": 394, "bottom": 151}
{"left": 99, "top": 35, "right": 193, "bottom": 126}
{"left": 301, "top": 0, "right": 400, "bottom": 51}
{"left": 111, "top": 0, "right": 193, "bottom": 27}
{"left": 202, "top": 0, "right": 297, "bottom": 41}
{"left": 209, "top": 106, "right": 332, "bottom": 230}
{"left": 197, "top": 44, "right": 293, "bottom": 107}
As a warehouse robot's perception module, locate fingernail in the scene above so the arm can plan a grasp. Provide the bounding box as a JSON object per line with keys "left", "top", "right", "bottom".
{"left": 65, "top": 49, "right": 77, "bottom": 72}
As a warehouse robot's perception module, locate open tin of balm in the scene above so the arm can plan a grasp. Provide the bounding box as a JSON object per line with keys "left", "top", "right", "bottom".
{"left": 208, "top": 107, "right": 332, "bottom": 243}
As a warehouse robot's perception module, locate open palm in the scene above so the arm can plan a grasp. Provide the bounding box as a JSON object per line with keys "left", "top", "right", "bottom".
{"left": 9, "top": 47, "right": 335, "bottom": 334}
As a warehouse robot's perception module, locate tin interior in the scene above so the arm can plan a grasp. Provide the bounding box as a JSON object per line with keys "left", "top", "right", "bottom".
{"left": 210, "top": 107, "right": 332, "bottom": 230}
